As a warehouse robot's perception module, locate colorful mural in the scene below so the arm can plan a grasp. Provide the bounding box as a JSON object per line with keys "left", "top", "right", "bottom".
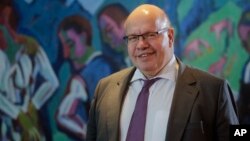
{"left": 0, "top": 0, "right": 249, "bottom": 140}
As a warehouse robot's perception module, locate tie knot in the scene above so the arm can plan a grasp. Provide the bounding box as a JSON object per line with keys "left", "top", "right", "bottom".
{"left": 143, "top": 78, "right": 160, "bottom": 89}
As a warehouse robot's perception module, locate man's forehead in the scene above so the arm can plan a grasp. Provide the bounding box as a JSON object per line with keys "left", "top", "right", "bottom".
{"left": 124, "top": 4, "right": 166, "bottom": 29}
{"left": 129, "top": 5, "right": 161, "bottom": 19}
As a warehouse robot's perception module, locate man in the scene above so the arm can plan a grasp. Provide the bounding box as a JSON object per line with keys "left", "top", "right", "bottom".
{"left": 87, "top": 4, "right": 238, "bottom": 141}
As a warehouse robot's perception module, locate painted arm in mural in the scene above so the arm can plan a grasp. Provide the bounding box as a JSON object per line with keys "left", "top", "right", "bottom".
{"left": 0, "top": 50, "right": 20, "bottom": 119}
{"left": 14, "top": 35, "right": 59, "bottom": 110}
{"left": 30, "top": 46, "right": 59, "bottom": 110}
{"left": 57, "top": 75, "right": 88, "bottom": 139}
{"left": 0, "top": 94, "right": 20, "bottom": 119}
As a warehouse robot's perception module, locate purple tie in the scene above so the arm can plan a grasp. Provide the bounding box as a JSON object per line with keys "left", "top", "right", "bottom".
{"left": 126, "top": 78, "right": 159, "bottom": 141}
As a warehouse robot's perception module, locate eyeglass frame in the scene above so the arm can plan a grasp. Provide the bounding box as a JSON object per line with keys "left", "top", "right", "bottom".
{"left": 123, "top": 27, "right": 169, "bottom": 45}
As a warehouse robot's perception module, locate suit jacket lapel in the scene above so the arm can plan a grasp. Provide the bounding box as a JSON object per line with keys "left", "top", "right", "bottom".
{"left": 106, "top": 67, "right": 136, "bottom": 141}
{"left": 166, "top": 60, "right": 199, "bottom": 141}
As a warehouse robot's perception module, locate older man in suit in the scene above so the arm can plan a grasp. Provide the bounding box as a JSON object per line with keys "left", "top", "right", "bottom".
{"left": 86, "top": 4, "right": 238, "bottom": 141}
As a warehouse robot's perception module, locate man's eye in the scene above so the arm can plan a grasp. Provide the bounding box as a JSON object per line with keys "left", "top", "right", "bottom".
{"left": 146, "top": 32, "right": 157, "bottom": 38}
{"left": 128, "top": 36, "right": 138, "bottom": 42}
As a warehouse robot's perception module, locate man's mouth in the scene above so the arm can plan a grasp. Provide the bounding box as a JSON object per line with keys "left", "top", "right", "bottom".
{"left": 137, "top": 52, "right": 154, "bottom": 58}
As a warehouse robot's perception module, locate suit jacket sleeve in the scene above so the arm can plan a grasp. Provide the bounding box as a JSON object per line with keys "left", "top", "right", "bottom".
{"left": 215, "top": 80, "right": 238, "bottom": 141}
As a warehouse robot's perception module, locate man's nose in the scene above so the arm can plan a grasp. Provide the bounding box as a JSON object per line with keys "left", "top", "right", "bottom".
{"left": 136, "top": 35, "right": 149, "bottom": 49}
{"left": 138, "top": 35, "right": 147, "bottom": 41}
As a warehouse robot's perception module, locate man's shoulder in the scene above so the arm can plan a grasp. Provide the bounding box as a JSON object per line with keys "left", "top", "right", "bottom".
{"left": 184, "top": 65, "right": 224, "bottom": 83}
{"left": 103, "top": 67, "right": 135, "bottom": 81}
{"left": 95, "top": 67, "right": 135, "bottom": 91}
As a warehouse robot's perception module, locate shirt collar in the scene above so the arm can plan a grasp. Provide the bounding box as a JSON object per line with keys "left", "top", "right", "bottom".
{"left": 131, "top": 55, "right": 179, "bottom": 83}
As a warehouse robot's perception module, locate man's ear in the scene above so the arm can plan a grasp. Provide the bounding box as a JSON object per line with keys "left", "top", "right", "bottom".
{"left": 168, "top": 28, "right": 174, "bottom": 47}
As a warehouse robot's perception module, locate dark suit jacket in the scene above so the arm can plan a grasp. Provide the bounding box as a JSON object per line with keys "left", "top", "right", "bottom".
{"left": 86, "top": 59, "right": 239, "bottom": 141}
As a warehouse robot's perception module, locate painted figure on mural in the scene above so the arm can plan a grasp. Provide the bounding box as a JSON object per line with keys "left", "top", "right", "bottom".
{"left": 237, "top": 6, "right": 250, "bottom": 124}
{"left": 82, "top": 3, "right": 130, "bottom": 100}
{"left": 56, "top": 4, "right": 130, "bottom": 140}
{"left": 56, "top": 15, "right": 98, "bottom": 141}
{"left": 0, "top": 1, "right": 59, "bottom": 141}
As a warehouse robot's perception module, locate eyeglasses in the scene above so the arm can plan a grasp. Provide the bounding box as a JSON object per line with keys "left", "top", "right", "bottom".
{"left": 123, "top": 27, "right": 169, "bottom": 45}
